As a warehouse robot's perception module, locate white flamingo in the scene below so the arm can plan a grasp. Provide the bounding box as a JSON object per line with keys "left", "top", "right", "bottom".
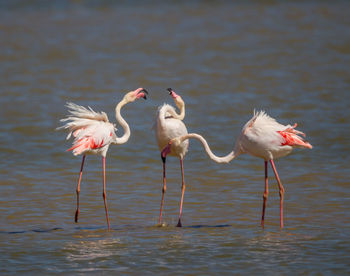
{"left": 162, "top": 110, "right": 312, "bottom": 228}
{"left": 58, "top": 88, "right": 148, "bottom": 230}
{"left": 155, "top": 88, "right": 189, "bottom": 227}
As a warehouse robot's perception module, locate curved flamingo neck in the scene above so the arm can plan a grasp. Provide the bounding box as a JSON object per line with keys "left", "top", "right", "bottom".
{"left": 174, "top": 102, "right": 185, "bottom": 120}
{"left": 114, "top": 98, "right": 131, "bottom": 145}
{"left": 163, "top": 102, "right": 185, "bottom": 121}
{"left": 158, "top": 103, "right": 185, "bottom": 132}
{"left": 178, "top": 133, "right": 237, "bottom": 164}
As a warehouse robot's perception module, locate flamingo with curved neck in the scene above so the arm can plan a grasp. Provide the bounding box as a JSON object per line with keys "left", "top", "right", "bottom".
{"left": 58, "top": 88, "right": 148, "bottom": 230}
{"left": 155, "top": 88, "right": 188, "bottom": 227}
{"left": 162, "top": 110, "right": 312, "bottom": 228}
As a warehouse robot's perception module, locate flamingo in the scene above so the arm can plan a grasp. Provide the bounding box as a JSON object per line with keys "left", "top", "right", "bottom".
{"left": 155, "top": 88, "right": 189, "bottom": 227}
{"left": 57, "top": 88, "right": 148, "bottom": 230}
{"left": 161, "top": 110, "right": 312, "bottom": 228}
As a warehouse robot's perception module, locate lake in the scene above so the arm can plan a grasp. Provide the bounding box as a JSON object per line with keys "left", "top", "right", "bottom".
{"left": 0, "top": 0, "right": 349, "bottom": 274}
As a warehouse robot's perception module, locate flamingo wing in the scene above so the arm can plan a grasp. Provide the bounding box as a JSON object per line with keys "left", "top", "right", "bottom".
{"left": 57, "top": 102, "right": 110, "bottom": 140}
{"left": 67, "top": 122, "right": 116, "bottom": 156}
{"left": 238, "top": 111, "right": 312, "bottom": 160}
{"left": 277, "top": 125, "right": 312, "bottom": 149}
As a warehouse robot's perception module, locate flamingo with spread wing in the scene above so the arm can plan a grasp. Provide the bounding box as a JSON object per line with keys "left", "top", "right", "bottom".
{"left": 58, "top": 88, "right": 148, "bottom": 230}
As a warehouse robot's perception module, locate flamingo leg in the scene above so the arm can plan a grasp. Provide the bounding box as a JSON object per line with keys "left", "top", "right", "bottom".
{"left": 177, "top": 158, "right": 186, "bottom": 227}
{"left": 261, "top": 160, "right": 269, "bottom": 228}
{"left": 270, "top": 160, "right": 285, "bottom": 229}
{"left": 102, "top": 157, "right": 111, "bottom": 230}
{"left": 159, "top": 155, "right": 167, "bottom": 225}
{"left": 75, "top": 155, "right": 86, "bottom": 223}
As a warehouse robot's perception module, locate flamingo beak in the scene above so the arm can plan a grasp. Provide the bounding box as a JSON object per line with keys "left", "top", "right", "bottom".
{"left": 167, "top": 88, "right": 178, "bottom": 98}
{"left": 137, "top": 89, "right": 148, "bottom": 100}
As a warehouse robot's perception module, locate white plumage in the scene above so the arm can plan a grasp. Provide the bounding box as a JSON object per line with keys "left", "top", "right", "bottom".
{"left": 236, "top": 110, "right": 311, "bottom": 160}
{"left": 58, "top": 102, "right": 116, "bottom": 157}
{"left": 156, "top": 103, "right": 189, "bottom": 159}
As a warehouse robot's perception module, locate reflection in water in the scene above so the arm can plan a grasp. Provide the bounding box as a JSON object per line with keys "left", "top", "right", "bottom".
{"left": 247, "top": 231, "right": 299, "bottom": 258}
{"left": 64, "top": 237, "right": 123, "bottom": 261}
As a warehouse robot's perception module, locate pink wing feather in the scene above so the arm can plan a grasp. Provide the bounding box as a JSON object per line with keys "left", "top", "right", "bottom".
{"left": 278, "top": 123, "right": 312, "bottom": 149}
{"left": 67, "top": 122, "right": 115, "bottom": 156}
{"left": 57, "top": 102, "right": 116, "bottom": 156}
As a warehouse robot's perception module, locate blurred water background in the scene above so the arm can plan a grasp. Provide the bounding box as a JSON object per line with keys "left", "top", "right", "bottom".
{"left": 0, "top": 0, "right": 350, "bottom": 274}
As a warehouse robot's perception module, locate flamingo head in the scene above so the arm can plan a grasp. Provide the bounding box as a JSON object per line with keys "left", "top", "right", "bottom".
{"left": 125, "top": 88, "right": 148, "bottom": 102}
{"left": 167, "top": 88, "right": 184, "bottom": 110}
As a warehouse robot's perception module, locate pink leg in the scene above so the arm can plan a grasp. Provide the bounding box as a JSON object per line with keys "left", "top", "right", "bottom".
{"left": 102, "top": 157, "right": 111, "bottom": 230}
{"left": 159, "top": 156, "right": 167, "bottom": 225}
{"left": 261, "top": 161, "right": 268, "bottom": 228}
{"left": 177, "top": 158, "right": 186, "bottom": 227}
{"left": 270, "top": 160, "right": 285, "bottom": 229}
{"left": 75, "top": 155, "right": 86, "bottom": 223}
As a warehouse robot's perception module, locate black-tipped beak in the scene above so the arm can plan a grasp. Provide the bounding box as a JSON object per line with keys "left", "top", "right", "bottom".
{"left": 167, "top": 88, "right": 173, "bottom": 95}
{"left": 138, "top": 89, "right": 148, "bottom": 100}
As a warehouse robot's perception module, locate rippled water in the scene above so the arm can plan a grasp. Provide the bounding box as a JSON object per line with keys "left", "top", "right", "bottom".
{"left": 1, "top": 1, "right": 350, "bottom": 274}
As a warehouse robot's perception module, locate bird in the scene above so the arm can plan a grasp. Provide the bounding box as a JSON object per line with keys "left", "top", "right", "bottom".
{"left": 161, "top": 110, "right": 312, "bottom": 228}
{"left": 155, "top": 88, "right": 189, "bottom": 227}
{"left": 57, "top": 88, "right": 148, "bottom": 230}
